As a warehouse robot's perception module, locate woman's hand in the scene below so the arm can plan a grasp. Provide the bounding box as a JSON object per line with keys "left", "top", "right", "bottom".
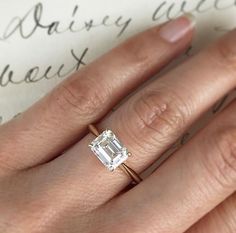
{"left": 0, "top": 15, "right": 235, "bottom": 233}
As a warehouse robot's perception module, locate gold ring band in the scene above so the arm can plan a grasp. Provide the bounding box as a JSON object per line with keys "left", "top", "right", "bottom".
{"left": 88, "top": 124, "right": 142, "bottom": 185}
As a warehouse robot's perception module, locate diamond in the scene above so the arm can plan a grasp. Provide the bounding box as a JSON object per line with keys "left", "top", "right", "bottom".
{"left": 89, "top": 130, "right": 129, "bottom": 171}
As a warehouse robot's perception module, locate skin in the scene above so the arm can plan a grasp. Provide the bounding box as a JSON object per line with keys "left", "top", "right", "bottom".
{"left": 0, "top": 16, "right": 235, "bottom": 233}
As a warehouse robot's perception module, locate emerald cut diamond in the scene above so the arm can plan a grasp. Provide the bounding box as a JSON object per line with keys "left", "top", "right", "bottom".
{"left": 89, "top": 130, "right": 129, "bottom": 171}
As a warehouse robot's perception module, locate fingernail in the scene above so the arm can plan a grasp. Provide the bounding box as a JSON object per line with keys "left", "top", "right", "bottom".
{"left": 159, "top": 13, "right": 196, "bottom": 43}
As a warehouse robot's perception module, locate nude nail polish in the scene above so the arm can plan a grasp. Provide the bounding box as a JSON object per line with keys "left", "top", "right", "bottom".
{"left": 159, "top": 13, "right": 196, "bottom": 43}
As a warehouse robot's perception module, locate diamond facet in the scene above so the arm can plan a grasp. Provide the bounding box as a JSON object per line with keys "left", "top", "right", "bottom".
{"left": 89, "top": 130, "right": 129, "bottom": 171}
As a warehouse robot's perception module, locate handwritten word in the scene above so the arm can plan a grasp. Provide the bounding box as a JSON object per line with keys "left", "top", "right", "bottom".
{"left": 152, "top": 0, "right": 236, "bottom": 20}
{"left": 0, "top": 48, "right": 88, "bottom": 87}
{"left": 0, "top": 2, "right": 132, "bottom": 42}
{"left": 214, "top": 26, "right": 233, "bottom": 32}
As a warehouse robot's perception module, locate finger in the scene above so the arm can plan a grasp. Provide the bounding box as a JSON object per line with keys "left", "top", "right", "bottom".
{"left": 186, "top": 193, "right": 236, "bottom": 233}
{"left": 105, "top": 99, "right": 236, "bottom": 233}
{"left": 0, "top": 15, "right": 194, "bottom": 173}
{"left": 44, "top": 28, "right": 236, "bottom": 207}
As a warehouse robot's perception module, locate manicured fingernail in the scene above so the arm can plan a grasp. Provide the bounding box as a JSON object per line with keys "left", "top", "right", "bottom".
{"left": 159, "top": 13, "right": 196, "bottom": 43}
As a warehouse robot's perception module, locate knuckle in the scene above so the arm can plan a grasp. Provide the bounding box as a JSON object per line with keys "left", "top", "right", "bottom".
{"left": 51, "top": 76, "right": 105, "bottom": 118}
{"left": 206, "top": 127, "right": 236, "bottom": 188}
{"left": 209, "top": 38, "right": 236, "bottom": 73}
{"left": 121, "top": 33, "right": 155, "bottom": 69}
{"left": 133, "top": 88, "right": 189, "bottom": 141}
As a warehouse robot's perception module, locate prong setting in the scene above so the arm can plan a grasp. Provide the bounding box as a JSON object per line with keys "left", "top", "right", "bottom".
{"left": 89, "top": 130, "right": 129, "bottom": 171}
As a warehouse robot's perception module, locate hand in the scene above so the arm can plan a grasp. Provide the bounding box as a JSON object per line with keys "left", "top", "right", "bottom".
{"left": 0, "top": 14, "right": 235, "bottom": 233}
